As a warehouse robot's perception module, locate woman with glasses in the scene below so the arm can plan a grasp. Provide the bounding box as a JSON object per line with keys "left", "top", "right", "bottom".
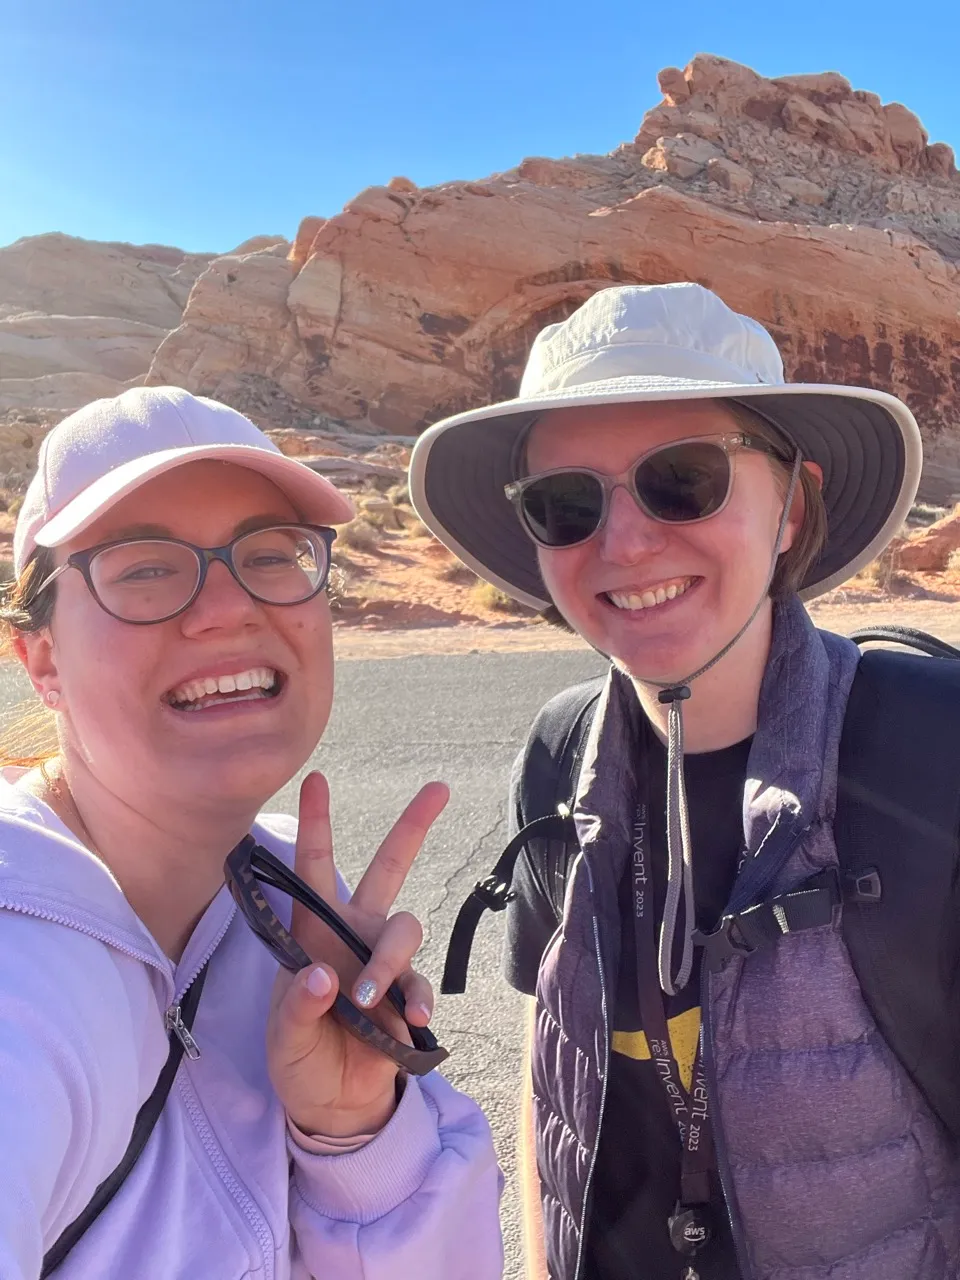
{"left": 411, "top": 284, "right": 960, "bottom": 1279}
{"left": 0, "top": 386, "right": 501, "bottom": 1279}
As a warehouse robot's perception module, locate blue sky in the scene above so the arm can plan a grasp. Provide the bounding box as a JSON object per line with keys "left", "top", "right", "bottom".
{"left": 1, "top": 0, "right": 957, "bottom": 253}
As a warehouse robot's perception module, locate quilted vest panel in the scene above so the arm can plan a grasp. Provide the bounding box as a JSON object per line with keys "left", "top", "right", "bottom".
{"left": 530, "top": 597, "right": 960, "bottom": 1280}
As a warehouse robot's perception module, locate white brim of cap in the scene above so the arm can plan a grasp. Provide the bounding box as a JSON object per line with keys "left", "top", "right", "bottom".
{"left": 410, "top": 376, "right": 924, "bottom": 609}
{"left": 34, "top": 442, "right": 356, "bottom": 550}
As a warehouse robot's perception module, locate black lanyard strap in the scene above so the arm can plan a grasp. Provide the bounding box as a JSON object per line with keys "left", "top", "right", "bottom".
{"left": 632, "top": 789, "right": 716, "bottom": 1265}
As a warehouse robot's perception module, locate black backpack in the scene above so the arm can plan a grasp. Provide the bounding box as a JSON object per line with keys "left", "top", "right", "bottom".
{"left": 443, "top": 626, "right": 960, "bottom": 1140}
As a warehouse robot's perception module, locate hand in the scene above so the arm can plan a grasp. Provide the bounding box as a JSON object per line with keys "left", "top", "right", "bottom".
{"left": 266, "top": 771, "right": 449, "bottom": 1138}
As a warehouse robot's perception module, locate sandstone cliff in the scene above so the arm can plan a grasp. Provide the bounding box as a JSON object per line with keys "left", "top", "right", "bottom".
{"left": 0, "top": 234, "right": 217, "bottom": 410}
{"left": 0, "top": 235, "right": 284, "bottom": 413}
{"left": 145, "top": 55, "right": 960, "bottom": 495}
{"left": 3, "top": 55, "right": 960, "bottom": 500}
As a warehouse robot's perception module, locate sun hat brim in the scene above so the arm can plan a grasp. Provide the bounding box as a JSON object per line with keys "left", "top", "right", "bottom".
{"left": 409, "top": 377, "right": 923, "bottom": 610}
{"left": 33, "top": 442, "right": 356, "bottom": 552}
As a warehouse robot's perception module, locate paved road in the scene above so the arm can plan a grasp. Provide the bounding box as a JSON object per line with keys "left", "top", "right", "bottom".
{"left": 297, "top": 649, "right": 607, "bottom": 1278}
{"left": 0, "top": 648, "right": 606, "bottom": 1277}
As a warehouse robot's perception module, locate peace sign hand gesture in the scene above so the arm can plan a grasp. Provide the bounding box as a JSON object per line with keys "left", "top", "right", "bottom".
{"left": 266, "top": 771, "right": 449, "bottom": 1139}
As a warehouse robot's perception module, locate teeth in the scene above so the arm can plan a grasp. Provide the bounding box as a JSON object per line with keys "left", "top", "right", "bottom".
{"left": 168, "top": 667, "right": 278, "bottom": 707}
{"left": 608, "top": 580, "right": 692, "bottom": 612}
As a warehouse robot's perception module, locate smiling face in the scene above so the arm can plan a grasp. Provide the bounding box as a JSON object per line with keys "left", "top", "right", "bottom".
{"left": 21, "top": 459, "right": 334, "bottom": 815}
{"left": 526, "top": 400, "right": 803, "bottom": 683}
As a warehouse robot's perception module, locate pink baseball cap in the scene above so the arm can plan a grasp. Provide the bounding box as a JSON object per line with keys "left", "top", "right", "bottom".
{"left": 14, "top": 386, "right": 356, "bottom": 575}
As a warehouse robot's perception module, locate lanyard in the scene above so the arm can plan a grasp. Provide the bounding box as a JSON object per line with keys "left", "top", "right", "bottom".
{"left": 632, "top": 784, "right": 716, "bottom": 1275}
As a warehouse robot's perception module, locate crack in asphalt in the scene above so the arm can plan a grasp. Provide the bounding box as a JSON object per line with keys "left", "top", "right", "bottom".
{"left": 441, "top": 1025, "right": 517, "bottom": 1052}
{"left": 421, "top": 812, "right": 506, "bottom": 950}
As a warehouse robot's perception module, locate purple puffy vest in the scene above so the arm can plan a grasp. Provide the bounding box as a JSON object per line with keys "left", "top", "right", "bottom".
{"left": 530, "top": 597, "right": 960, "bottom": 1279}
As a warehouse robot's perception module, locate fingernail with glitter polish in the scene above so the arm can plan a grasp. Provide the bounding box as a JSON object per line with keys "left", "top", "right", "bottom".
{"left": 354, "top": 979, "right": 378, "bottom": 1008}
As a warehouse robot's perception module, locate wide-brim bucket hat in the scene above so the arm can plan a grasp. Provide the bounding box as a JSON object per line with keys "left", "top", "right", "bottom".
{"left": 409, "top": 283, "right": 923, "bottom": 609}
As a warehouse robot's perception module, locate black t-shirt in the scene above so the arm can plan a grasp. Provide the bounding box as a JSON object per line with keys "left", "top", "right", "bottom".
{"left": 505, "top": 721, "right": 751, "bottom": 1280}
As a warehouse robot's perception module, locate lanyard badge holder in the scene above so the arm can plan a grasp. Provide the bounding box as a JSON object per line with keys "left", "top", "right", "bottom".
{"left": 632, "top": 784, "right": 715, "bottom": 1279}
{"left": 225, "top": 835, "right": 449, "bottom": 1076}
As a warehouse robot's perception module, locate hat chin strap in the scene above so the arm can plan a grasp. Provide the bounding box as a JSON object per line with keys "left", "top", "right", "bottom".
{"left": 649, "top": 451, "right": 803, "bottom": 996}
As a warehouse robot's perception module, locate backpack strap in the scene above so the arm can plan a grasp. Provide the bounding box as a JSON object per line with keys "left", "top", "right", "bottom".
{"left": 41, "top": 963, "right": 209, "bottom": 1276}
{"left": 442, "top": 676, "right": 603, "bottom": 995}
{"left": 848, "top": 625, "right": 960, "bottom": 660}
{"left": 441, "top": 812, "right": 574, "bottom": 994}
{"left": 836, "top": 645, "right": 960, "bottom": 1138}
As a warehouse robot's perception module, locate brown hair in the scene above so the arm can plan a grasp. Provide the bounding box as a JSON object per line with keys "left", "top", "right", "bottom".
{"left": 0, "top": 548, "right": 60, "bottom": 767}
{"left": 722, "top": 399, "right": 829, "bottom": 598}
{"left": 530, "top": 397, "right": 829, "bottom": 627}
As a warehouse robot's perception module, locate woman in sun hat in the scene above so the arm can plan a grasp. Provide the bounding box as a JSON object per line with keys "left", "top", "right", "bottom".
{"left": 411, "top": 283, "right": 960, "bottom": 1280}
{"left": 0, "top": 385, "right": 502, "bottom": 1279}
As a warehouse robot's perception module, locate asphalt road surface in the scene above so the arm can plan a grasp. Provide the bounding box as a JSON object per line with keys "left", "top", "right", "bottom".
{"left": 0, "top": 647, "right": 606, "bottom": 1278}
{"left": 302, "top": 648, "right": 607, "bottom": 1278}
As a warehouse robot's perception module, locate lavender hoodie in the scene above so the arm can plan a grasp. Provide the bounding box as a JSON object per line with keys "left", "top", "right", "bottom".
{"left": 0, "top": 775, "right": 503, "bottom": 1279}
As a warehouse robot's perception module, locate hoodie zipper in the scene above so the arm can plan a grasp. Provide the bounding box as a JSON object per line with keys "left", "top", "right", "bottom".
{"left": 163, "top": 903, "right": 236, "bottom": 1059}
{"left": 572, "top": 851, "right": 611, "bottom": 1280}
{"left": 164, "top": 1003, "right": 202, "bottom": 1059}
{"left": 4, "top": 896, "right": 274, "bottom": 1264}
{"left": 16, "top": 894, "right": 276, "bottom": 1273}
{"left": 170, "top": 901, "right": 277, "bottom": 1279}
{"left": 0, "top": 900, "right": 170, "bottom": 982}
{"left": 178, "top": 1070, "right": 277, "bottom": 1280}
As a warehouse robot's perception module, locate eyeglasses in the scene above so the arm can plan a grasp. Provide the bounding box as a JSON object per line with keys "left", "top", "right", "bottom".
{"left": 504, "top": 433, "right": 786, "bottom": 550}
{"left": 224, "top": 837, "right": 449, "bottom": 1076}
{"left": 35, "top": 524, "right": 337, "bottom": 624}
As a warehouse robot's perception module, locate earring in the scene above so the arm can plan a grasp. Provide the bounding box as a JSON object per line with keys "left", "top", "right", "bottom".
{"left": 44, "top": 690, "right": 61, "bottom": 708}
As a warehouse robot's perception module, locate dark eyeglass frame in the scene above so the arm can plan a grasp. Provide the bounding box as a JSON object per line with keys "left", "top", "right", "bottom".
{"left": 225, "top": 837, "right": 449, "bottom": 1076}
{"left": 33, "top": 524, "right": 337, "bottom": 625}
{"left": 504, "top": 432, "right": 789, "bottom": 550}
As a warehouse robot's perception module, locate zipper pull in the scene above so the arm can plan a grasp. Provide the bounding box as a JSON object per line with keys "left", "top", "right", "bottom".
{"left": 165, "top": 1004, "right": 201, "bottom": 1060}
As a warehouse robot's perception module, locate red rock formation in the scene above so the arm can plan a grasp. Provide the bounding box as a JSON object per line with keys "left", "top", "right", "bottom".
{"left": 894, "top": 507, "right": 960, "bottom": 571}
{"left": 289, "top": 217, "right": 326, "bottom": 268}
{"left": 142, "top": 55, "right": 960, "bottom": 496}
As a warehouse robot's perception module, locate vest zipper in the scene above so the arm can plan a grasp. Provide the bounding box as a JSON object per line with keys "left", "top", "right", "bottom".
{"left": 727, "top": 816, "right": 812, "bottom": 914}
{"left": 572, "top": 852, "right": 611, "bottom": 1280}
{"left": 700, "top": 968, "right": 753, "bottom": 1280}
{"left": 698, "top": 817, "right": 813, "bottom": 1280}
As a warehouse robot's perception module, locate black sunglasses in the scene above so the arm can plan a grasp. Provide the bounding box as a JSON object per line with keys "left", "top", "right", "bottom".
{"left": 504, "top": 433, "right": 785, "bottom": 550}
{"left": 225, "top": 837, "right": 449, "bottom": 1077}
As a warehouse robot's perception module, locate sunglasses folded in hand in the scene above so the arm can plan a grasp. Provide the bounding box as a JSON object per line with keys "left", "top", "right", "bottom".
{"left": 225, "top": 837, "right": 449, "bottom": 1076}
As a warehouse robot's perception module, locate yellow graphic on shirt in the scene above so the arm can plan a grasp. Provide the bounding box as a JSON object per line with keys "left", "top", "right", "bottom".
{"left": 611, "top": 1006, "right": 701, "bottom": 1092}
